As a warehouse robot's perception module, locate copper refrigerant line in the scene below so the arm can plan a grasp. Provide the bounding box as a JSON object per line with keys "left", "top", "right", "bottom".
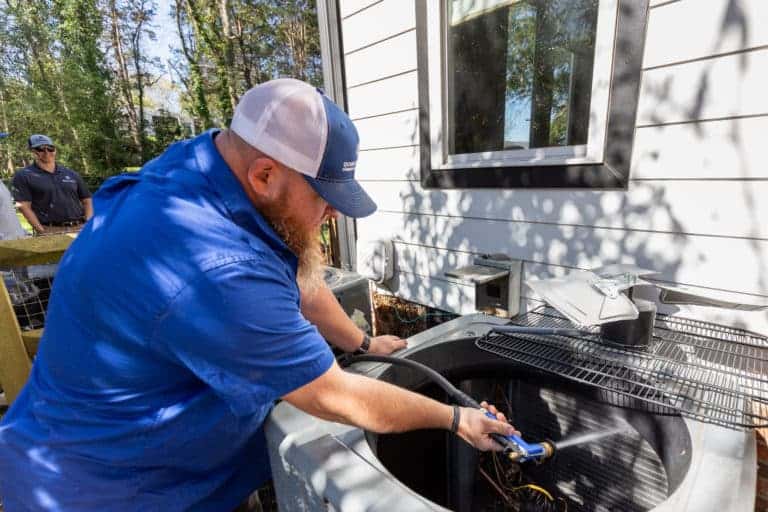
{"left": 477, "top": 457, "right": 568, "bottom": 512}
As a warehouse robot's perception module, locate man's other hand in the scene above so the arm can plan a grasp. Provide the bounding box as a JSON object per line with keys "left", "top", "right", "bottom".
{"left": 368, "top": 335, "right": 407, "bottom": 355}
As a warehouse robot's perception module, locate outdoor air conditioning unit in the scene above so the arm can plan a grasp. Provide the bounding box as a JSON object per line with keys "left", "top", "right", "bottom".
{"left": 265, "top": 313, "right": 758, "bottom": 512}
{"left": 267, "top": 262, "right": 766, "bottom": 512}
{"left": 323, "top": 266, "right": 372, "bottom": 335}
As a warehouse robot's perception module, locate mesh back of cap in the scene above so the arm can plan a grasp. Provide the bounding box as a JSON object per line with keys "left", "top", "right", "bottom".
{"left": 230, "top": 79, "right": 327, "bottom": 177}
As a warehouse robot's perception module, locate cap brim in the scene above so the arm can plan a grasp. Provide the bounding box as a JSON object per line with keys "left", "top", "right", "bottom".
{"left": 303, "top": 175, "right": 377, "bottom": 218}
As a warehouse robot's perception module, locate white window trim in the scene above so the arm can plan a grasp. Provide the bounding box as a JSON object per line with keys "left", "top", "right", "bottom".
{"left": 426, "top": 0, "right": 620, "bottom": 170}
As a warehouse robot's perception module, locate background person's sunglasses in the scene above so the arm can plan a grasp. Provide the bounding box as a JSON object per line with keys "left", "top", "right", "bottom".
{"left": 33, "top": 146, "right": 56, "bottom": 153}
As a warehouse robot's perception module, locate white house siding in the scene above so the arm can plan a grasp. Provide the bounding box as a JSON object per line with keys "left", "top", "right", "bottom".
{"left": 340, "top": 0, "right": 768, "bottom": 335}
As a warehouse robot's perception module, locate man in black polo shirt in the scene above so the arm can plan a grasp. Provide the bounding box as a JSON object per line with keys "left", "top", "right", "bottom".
{"left": 12, "top": 134, "right": 93, "bottom": 235}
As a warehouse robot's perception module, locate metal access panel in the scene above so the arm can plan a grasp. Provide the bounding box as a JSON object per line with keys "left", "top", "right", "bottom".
{"left": 324, "top": 266, "right": 372, "bottom": 334}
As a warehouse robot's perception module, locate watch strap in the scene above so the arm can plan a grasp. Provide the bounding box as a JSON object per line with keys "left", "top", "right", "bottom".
{"left": 354, "top": 333, "right": 371, "bottom": 354}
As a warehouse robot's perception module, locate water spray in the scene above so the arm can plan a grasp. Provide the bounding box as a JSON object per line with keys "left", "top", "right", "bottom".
{"left": 555, "top": 426, "right": 629, "bottom": 450}
{"left": 484, "top": 422, "right": 628, "bottom": 462}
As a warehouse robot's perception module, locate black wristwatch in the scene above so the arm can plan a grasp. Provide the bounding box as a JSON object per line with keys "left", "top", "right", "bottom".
{"left": 354, "top": 334, "right": 371, "bottom": 355}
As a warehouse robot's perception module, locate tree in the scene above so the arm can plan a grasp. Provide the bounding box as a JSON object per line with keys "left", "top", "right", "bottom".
{"left": 56, "top": 0, "right": 126, "bottom": 171}
{"left": 179, "top": 0, "right": 237, "bottom": 123}
{"left": 170, "top": 0, "right": 323, "bottom": 126}
{"left": 274, "top": 0, "right": 322, "bottom": 84}
{"left": 0, "top": 0, "right": 136, "bottom": 176}
{"left": 6, "top": 0, "right": 89, "bottom": 171}
{"left": 0, "top": 0, "right": 324, "bottom": 177}
{"left": 104, "top": 0, "right": 161, "bottom": 163}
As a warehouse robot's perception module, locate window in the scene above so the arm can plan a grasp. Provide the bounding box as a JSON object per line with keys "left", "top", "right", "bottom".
{"left": 417, "top": 0, "right": 650, "bottom": 189}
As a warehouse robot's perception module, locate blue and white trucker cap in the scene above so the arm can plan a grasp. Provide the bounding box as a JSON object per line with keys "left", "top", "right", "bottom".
{"left": 230, "top": 78, "right": 376, "bottom": 218}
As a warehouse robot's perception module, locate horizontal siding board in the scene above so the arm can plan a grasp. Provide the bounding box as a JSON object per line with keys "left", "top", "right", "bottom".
{"left": 392, "top": 243, "right": 475, "bottom": 284}
{"left": 357, "top": 117, "right": 768, "bottom": 181}
{"left": 355, "top": 117, "right": 768, "bottom": 181}
{"left": 520, "top": 260, "right": 768, "bottom": 301}
{"left": 648, "top": 0, "right": 675, "bottom": 8}
{"left": 357, "top": 211, "right": 768, "bottom": 297}
{"left": 362, "top": 180, "right": 768, "bottom": 240}
{"left": 344, "top": 30, "right": 417, "bottom": 87}
{"left": 632, "top": 116, "right": 768, "bottom": 179}
{"left": 354, "top": 110, "right": 419, "bottom": 150}
{"left": 387, "top": 242, "right": 768, "bottom": 300}
{"left": 339, "top": 0, "right": 380, "bottom": 18}
{"left": 347, "top": 71, "right": 419, "bottom": 120}
{"left": 357, "top": 146, "right": 420, "bottom": 181}
{"left": 644, "top": 0, "right": 768, "bottom": 69}
{"left": 375, "top": 244, "right": 768, "bottom": 333}
{"left": 381, "top": 271, "right": 477, "bottom": 315}
{"left": 638, "top": 48, "right": 768, "bottom": 125}
{"left": 341, "top": 0, "right": 415, "bottom": 53}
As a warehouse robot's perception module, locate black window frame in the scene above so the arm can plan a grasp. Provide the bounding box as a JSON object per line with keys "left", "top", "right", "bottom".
{"left": 417, "top": 0, "right": 651, "bottom": 190}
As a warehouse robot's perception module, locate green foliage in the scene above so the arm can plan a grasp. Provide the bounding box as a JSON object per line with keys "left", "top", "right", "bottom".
{"left": 147, "top": 109, "right": 191, "bottom": 155}
{"left": 0, "top": 0, "right": 134, "bottom": 178}
{"left": 171, "top": 0, "right": 322, "bottom": 128}
{"left": 0, "top": 0, "right": 323, "bottom": 179}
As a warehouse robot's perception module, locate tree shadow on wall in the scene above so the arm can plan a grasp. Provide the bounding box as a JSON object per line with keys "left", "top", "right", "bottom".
{"left": 374, "top": 0, "right": 765, "bottom": 331}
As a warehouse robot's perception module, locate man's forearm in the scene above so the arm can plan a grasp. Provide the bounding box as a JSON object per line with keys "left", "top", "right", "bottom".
{"left": 301, "top": 283, "right": 365, "bottom": 352}
{"left": 284, "top": 362, "right": 518, "bottom": 452}
{"left": 329, "top": 373, "right": 453, "bottom": 433}
{"left": 285, "top": 364, "right": 452, "bottom": 434}
{"left": 82, "top": 198, "right": 93, "bottom": 220}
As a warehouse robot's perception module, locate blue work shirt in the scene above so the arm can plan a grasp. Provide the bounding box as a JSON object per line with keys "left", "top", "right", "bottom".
{"left": 0, "top": 130, "right": 335, "bottom": 511}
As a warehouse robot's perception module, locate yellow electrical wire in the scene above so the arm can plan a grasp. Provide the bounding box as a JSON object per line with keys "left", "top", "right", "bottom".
{"left": 510, "top": 484, "right": 554, "bottom": 502}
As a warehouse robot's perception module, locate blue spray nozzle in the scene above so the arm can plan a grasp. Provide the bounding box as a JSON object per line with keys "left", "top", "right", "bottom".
{"left": 484, "top": 411, "right": 554, "bottom": 463}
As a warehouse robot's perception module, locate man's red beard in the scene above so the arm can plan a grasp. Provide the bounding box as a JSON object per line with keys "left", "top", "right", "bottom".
{"left": 258, "top": 195, "right": 325, "bottom": 294}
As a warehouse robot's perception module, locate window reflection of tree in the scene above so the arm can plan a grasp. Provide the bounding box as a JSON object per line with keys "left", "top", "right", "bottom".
{"left": 449, "top": 0, "right": 599, "bottom": 154}
{"left": 524, "top": 0, "right": 598, "bottom": 149}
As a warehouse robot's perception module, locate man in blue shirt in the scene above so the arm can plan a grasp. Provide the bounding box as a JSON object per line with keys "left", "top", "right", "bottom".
{"left": 0, "top": 79, "right": 516, "bottom": 511}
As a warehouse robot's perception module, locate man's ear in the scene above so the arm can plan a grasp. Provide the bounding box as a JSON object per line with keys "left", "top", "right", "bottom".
{"left": 245, "top": 157, "right": 279, "bottom": 199}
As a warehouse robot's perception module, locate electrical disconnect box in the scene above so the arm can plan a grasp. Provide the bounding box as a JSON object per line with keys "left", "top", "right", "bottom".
{"left": 445, "top": 254, "right": 522, "bottom": 318}
{"left": 357, "top": 239, "right": 394, "bottom": 284}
